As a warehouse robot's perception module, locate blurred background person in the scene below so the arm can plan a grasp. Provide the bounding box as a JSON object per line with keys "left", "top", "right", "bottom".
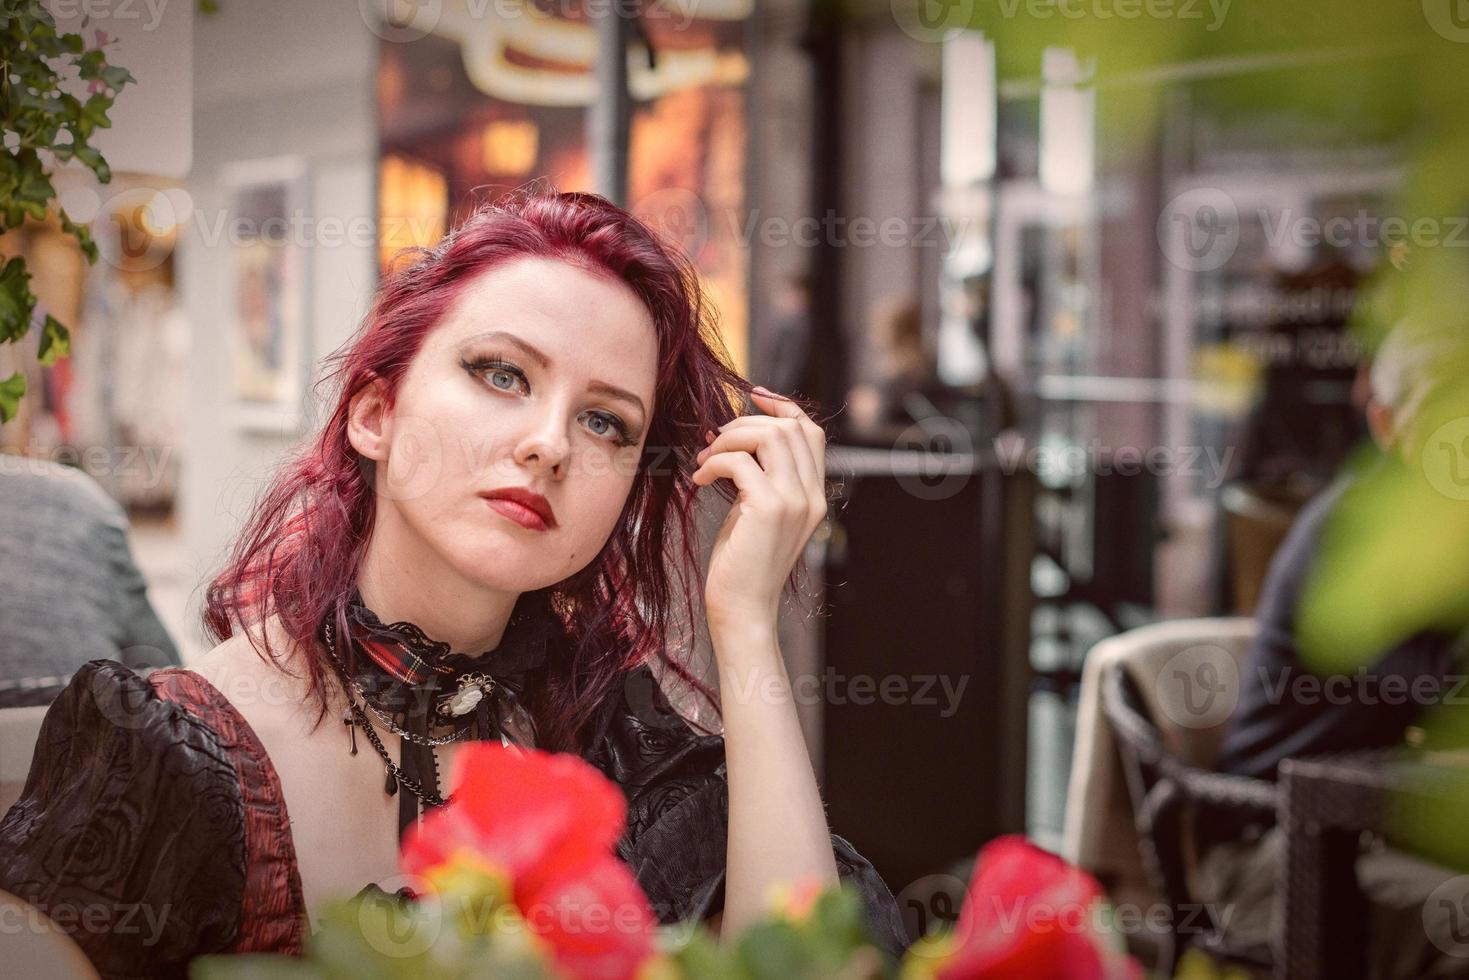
{"left": 845, "top": 292, "right": 939, "bottom": 442}
{"left": 0, "top": 457, "right": 180, "bottom": 707}
{"left": 1193, "top": 320, "right": 1469, "bottom": 980}
{"left": 1217, "top": 321, "right": 1469, "bottom": 780}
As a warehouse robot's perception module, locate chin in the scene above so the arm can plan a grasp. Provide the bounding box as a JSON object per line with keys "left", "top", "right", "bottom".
{"left": 435, "top": 534, "right": 566, "bottom": 594}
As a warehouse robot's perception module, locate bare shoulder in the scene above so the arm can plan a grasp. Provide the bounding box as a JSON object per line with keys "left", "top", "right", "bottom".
{"left": 191, "top": 618, "right": 328, "bottom": 741}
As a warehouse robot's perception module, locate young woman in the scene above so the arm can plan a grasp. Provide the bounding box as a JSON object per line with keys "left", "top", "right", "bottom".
{"left": 0, "top": 190, "right": 907, "bottom": 976}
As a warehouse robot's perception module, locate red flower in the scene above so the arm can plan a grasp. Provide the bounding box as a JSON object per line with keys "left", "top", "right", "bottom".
{"left": 401, "top": 743, "right": 657, "bottom": 980}
{"left": 935, "top": 836, "right": 1142, "bottom": 980}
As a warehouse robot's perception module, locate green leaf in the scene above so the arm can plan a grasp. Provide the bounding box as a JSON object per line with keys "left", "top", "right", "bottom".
{"left": 72, "top": 145, "right": 111, "bottom": 183}
{"left": 16, "top": 89, "right": 66, "bottom": 115}
{"left": 77, "top": 49, "right": 107, "bottom": 81}
{"left": 669, "top": 928, "right": 745, "bottom": 980}
{"left": 737, "top": 921, "right": 807, "bottom": 980}
{"left": 0, "top": 372, "right": 27, "bottom": 425}
{"left": 37, "top": 315, "right": 69, "bottom": 366}
{"left": 12, "top": 166, "right": 56, "bottom": 211}
{"left": 59, "top": 209, "right": 99, "bottom": 264}
{"left": 0, "top": 256, "right": 37, "bottom": 343}
{"left": 78, "top": 94, "right": 114, "bottom": 139}
{"left": 101, "top": 64, "right": 136, "bottom": 91}
{"left": 190, "top": 953, "right": 326, "bottom": 979}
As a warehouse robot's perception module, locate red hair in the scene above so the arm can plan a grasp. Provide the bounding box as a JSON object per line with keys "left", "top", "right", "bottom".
{"left": 204, "top": 188, "right": 803, "bottom": 752}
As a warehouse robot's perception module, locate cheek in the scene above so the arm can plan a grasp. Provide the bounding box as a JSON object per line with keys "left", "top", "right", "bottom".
{"left": 561, "top": 452, "right": 640, "bottom": 552}
{"left": 378, "top": 415, "right": 459, "bottom": 505}
{"left": 380, "top": 386, "right": 489, "bottom": 507}
{"left": 449, "top": 427, "right": 512, "bottom": 484}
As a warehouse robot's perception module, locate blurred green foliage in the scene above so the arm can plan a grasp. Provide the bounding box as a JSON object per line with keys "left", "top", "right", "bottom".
{"left": 0, "top": 0, "right": 131, "bottom": 423}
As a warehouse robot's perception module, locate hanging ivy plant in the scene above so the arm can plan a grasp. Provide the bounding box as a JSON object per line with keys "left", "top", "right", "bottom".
{"left": 0, "top": 0, "right": 135, "bottom": 422}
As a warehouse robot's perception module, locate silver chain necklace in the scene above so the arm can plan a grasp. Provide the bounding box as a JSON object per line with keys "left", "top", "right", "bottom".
{"left": 322, "top": 620, "right": 477, "bottom": 747}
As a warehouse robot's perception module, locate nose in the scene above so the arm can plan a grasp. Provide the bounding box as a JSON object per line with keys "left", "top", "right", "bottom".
{"left": 513, "top": 406, "right": 570, "bottom": 479}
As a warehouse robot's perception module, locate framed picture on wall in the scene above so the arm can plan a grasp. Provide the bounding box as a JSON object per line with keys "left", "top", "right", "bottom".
{"left": 220, "top": 155, "right": 309, "bottom": 433}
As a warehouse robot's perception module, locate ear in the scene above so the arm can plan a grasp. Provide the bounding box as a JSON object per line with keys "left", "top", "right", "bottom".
{"left": 347, "top": 376, "right": 393, "bottom": 462}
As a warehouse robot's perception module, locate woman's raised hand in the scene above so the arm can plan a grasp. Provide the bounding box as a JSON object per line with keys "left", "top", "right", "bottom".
{"left": 691, "top": 386, "right": 828, "bottom": 643}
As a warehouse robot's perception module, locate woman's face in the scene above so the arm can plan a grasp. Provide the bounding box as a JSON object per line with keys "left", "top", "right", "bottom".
{"left": 351, "top": 255, "right": 659, "bottom": 594}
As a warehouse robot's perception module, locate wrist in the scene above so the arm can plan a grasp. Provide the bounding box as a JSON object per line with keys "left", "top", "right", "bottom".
{"left": 706, "top": 600, "right": 779, "bottom": 641}
{"left": 716, "top": 654, "right": 794, "bottom": 712}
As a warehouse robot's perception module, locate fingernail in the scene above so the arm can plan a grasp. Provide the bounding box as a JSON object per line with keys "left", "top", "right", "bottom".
{"left": 752, "top": 384, "right": 772, "bottom": 395}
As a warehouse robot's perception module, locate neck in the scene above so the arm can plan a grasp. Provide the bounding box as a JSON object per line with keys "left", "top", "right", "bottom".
{"left": 356, "top": 507, "right": 520, "bottom": 655}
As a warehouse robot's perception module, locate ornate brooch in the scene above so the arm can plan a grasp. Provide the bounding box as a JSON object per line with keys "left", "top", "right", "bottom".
{"left": 439, "top": 672, "right": 495, "bottom": 718}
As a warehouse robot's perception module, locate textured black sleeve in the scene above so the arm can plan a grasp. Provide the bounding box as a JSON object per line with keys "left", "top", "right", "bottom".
{"left": 0, "top": 660, "right": 246, "bottom": 980}
{"left": 586, "top": 666, "right": 911, "bottom": 959}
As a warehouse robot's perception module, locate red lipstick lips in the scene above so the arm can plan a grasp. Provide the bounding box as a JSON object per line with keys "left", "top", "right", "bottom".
{"left": 480, "top": 486, "right": 557, "bottom": 532}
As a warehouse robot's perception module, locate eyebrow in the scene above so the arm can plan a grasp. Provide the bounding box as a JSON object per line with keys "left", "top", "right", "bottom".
{"left": 464, "top": 330, "right": 648, "bottom": 418}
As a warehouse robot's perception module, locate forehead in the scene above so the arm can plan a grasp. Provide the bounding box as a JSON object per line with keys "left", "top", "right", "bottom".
{"left": 428, "top": 256, "right": 659, "bottom": 385}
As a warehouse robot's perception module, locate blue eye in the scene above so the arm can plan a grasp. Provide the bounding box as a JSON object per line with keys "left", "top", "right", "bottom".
{"left": 463, "top": 356, "right": 529, "bottom": 394}
{"left": 583, "top": 411, "right": 634, "bottom": 446}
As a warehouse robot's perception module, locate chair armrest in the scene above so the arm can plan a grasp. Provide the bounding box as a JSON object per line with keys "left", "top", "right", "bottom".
{"left": 1101, "top": 663, "right": 1278, "bottom": 815}
{"left": 1173, "top": 763, "right": 1278, "bottom": 819}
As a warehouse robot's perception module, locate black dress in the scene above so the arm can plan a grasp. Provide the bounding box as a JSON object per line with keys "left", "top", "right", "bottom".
{"left": 0, "top": 657, "right": 909, "bottom": 979}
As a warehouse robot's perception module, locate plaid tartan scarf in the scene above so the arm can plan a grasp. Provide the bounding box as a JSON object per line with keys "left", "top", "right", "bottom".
{"left": 333, "top": 586, "right": 562, "bottom": 725}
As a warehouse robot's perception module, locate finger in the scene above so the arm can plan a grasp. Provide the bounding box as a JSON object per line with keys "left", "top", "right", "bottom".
{"left": 748, "top": 388, "right": 826, "bottom": 485}
{"left": 697, "top": 425, "right": 807, "bottom": 503}
{"left": 690, "top": 449, "right": 769, "bottom": 499}
{"left": 719, "top": 414, "right": 822, "bottom": 484}
{"left": 717, "top": 416, "right": 825, "bottom": 515}
{"left": 713, "top": 417, "right": 822, "bottom": 517}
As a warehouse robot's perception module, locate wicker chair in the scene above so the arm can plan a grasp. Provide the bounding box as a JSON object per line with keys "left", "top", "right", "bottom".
{"left": 1094, "top": 621, "right": 1280, "bottom": 975}
{"left": 1063, "top": 620, "right": 1280, "bottom": 975}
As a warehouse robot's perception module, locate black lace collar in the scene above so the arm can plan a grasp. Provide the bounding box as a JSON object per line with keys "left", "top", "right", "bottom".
{"left": 323, "top": 587, "right": 564, "bottom": 734}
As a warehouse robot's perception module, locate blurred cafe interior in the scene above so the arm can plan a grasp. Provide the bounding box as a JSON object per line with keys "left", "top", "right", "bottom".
{"left": 3, "top": 0, "right": 1469, "bottom": 978}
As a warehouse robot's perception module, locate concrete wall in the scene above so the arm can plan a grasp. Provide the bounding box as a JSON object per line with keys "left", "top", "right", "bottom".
{"left": 179, "top": 1, "right": 378, "bottom": 650}
{"left": 839, "top": 24, "right": 941, "bottom": 391}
